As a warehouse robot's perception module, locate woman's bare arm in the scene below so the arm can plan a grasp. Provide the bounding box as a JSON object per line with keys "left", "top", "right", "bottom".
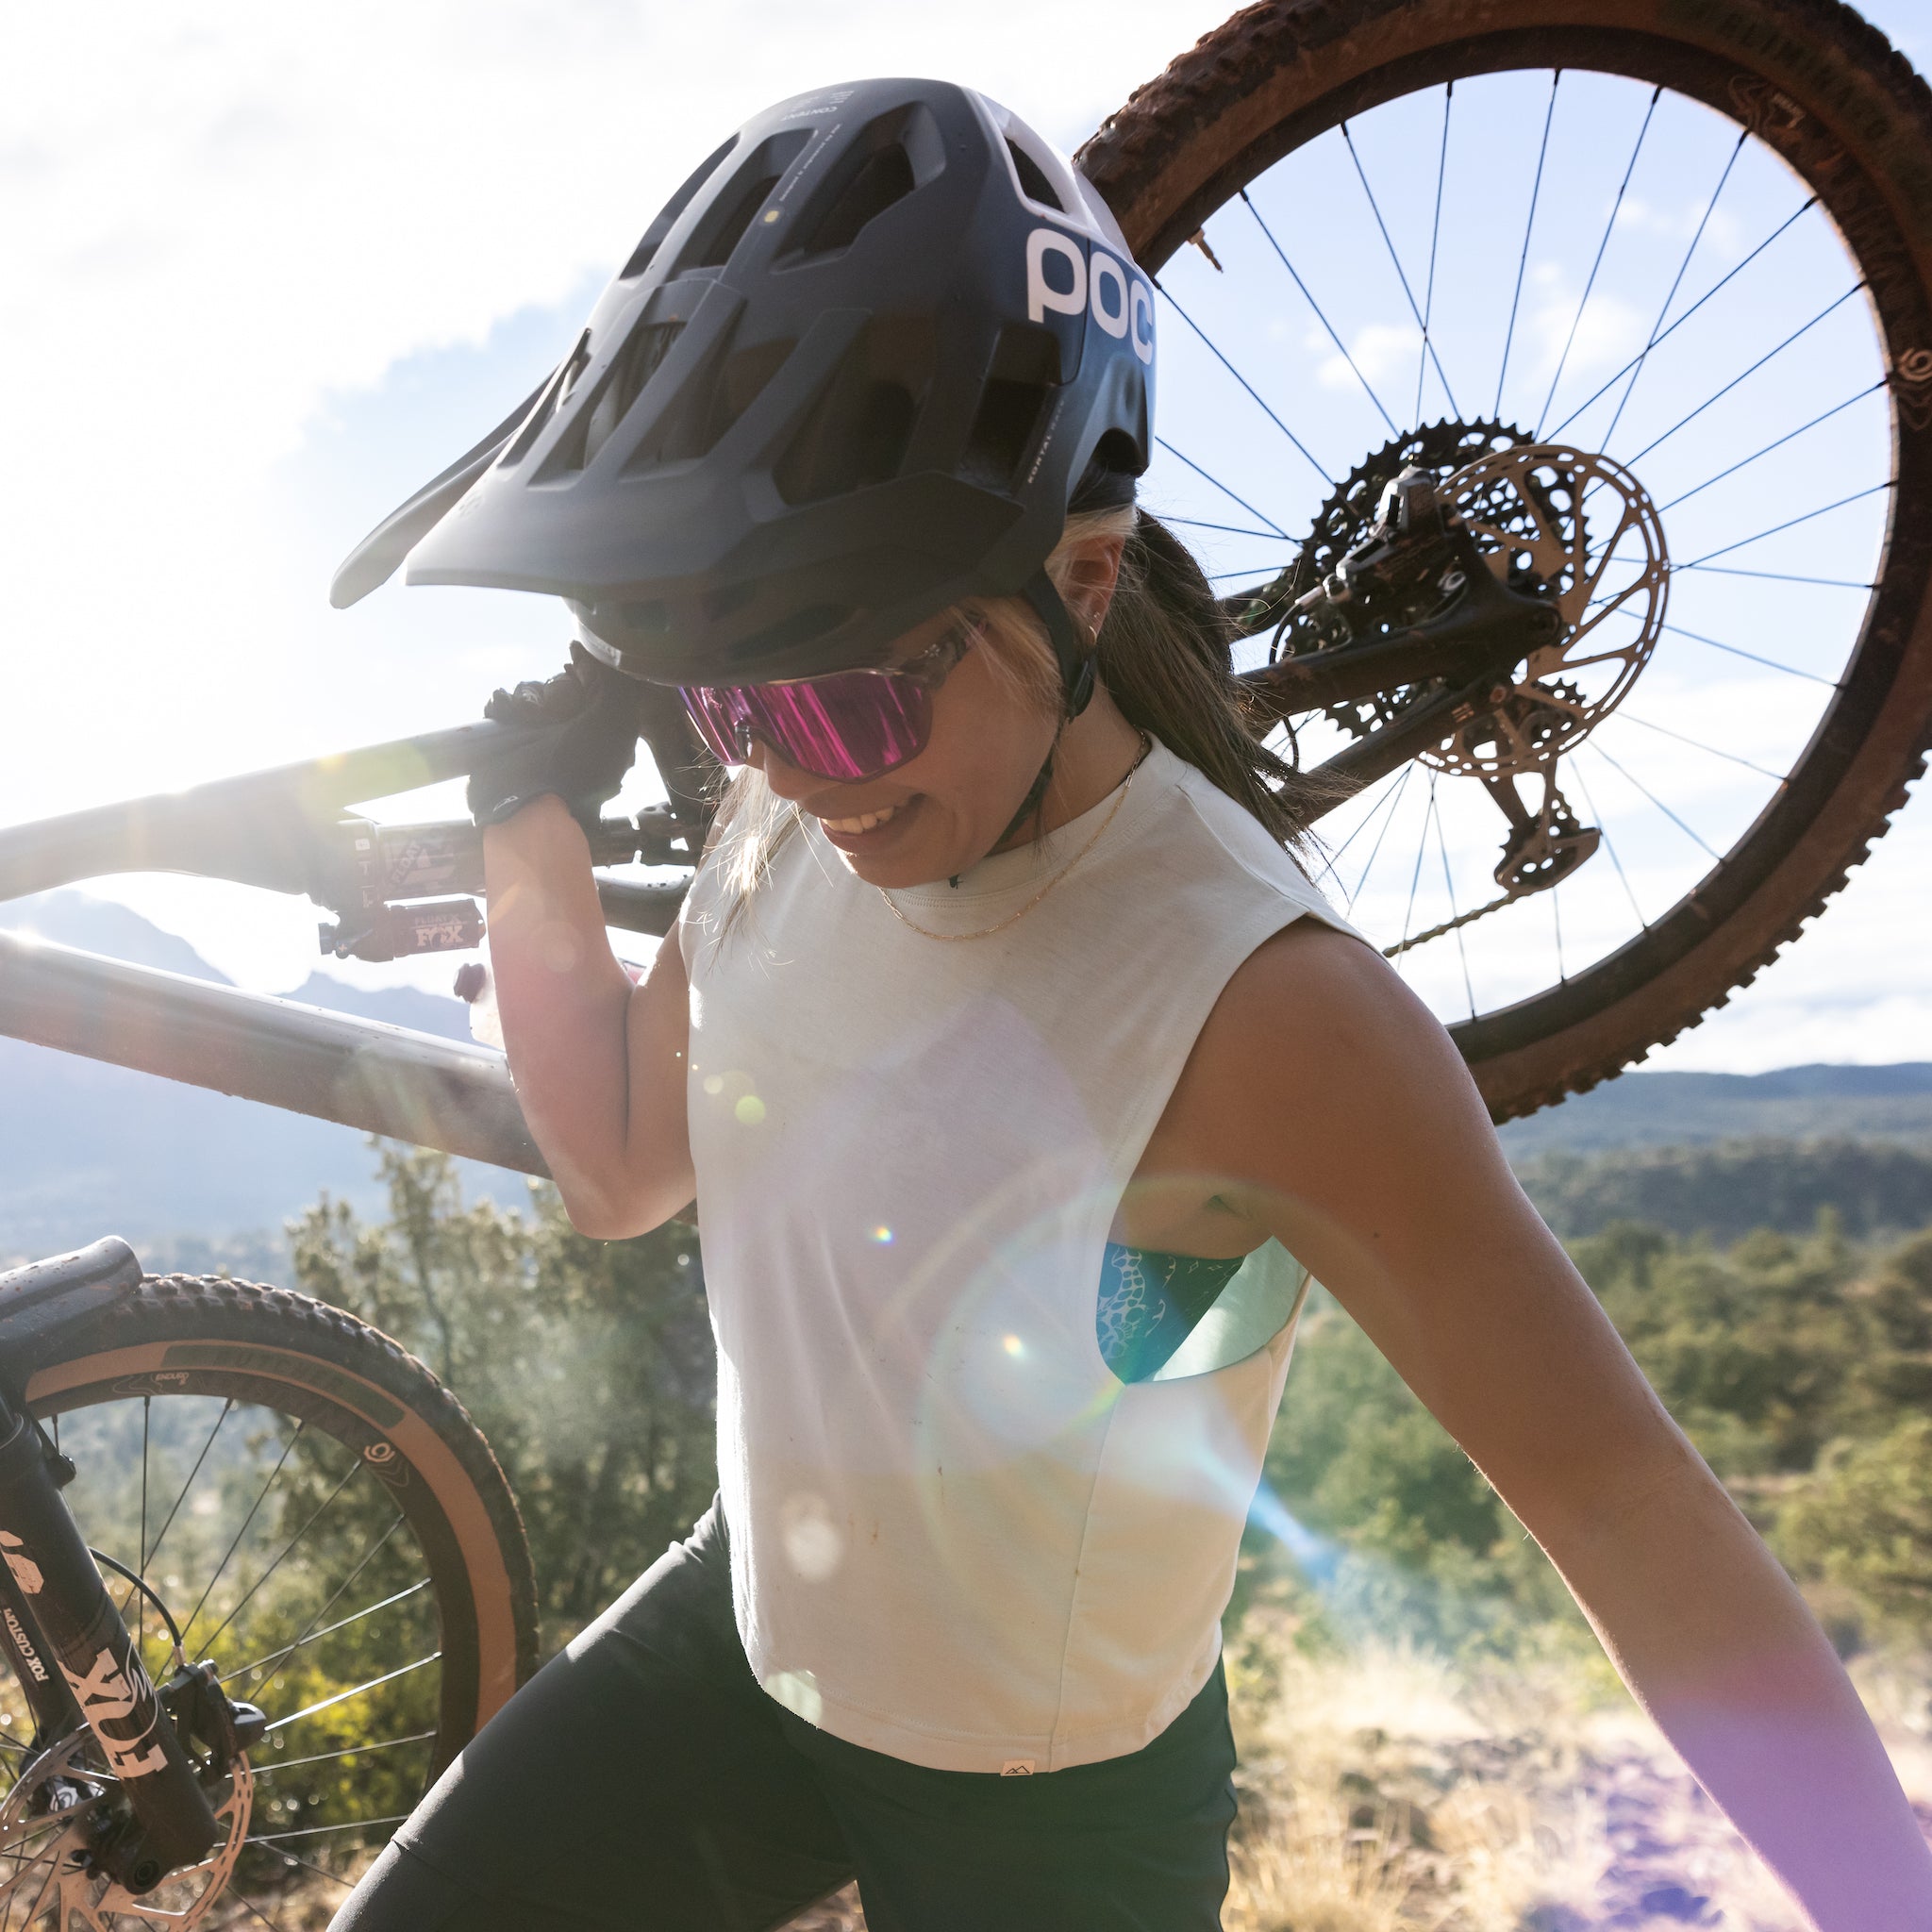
{"left": 482, "top": 796, "right": 693, "bottom": 1238}
{"left": 1171, "top": 920, "right": 1932, "bottom": 1932}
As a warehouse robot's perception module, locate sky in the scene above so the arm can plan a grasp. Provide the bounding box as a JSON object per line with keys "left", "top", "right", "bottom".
{"left": 4, "top": 0, "right": 1930, "bottom": 1075}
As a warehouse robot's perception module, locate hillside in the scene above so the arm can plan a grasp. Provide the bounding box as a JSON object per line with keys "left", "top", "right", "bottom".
{"left": 5, "top": 890, "right": 1932, "bottom": 1257}
{"left": 0, "top": 892, "right": 523, "bottom": 1264}
{"left": 1496, "top": 1062, "right": 1932, "bottom": 1156}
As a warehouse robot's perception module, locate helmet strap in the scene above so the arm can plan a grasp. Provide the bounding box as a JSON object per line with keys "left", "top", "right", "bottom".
{"left": 990, "top": 571, "right": 1093, "bottom": 850}
{"left": 1020, "top": 570, "right": 1096, "bottom": 720}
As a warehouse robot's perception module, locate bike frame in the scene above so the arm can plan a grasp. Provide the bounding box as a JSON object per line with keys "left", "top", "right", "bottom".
{"left": 0, "top": 580, "right": 1544, "bottom": 1176}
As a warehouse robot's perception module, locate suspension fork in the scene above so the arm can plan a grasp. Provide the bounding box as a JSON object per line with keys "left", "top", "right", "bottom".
{"left": 0, "top": 1391, "right": 219, "bottom": 1890}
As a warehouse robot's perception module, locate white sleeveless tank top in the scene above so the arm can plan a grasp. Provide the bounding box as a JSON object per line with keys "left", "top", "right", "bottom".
{"left": 679, "top": 741, "right": 1355, "bottom": 1773}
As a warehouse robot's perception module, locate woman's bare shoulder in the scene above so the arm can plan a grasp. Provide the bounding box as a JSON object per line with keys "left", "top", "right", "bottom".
{"left": 1151, "top": 913, "right": 1505, "bottom": 1206}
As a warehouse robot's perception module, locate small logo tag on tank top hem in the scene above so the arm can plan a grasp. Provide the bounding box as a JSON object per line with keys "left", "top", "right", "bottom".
{"left": 1000, "top": 1758, "right": 1036, "bottom": 1776}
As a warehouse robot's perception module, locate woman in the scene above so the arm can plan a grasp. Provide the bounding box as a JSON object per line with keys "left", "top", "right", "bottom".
{"left": 330, "top": 79, "right": 1932, "bottom": 1932}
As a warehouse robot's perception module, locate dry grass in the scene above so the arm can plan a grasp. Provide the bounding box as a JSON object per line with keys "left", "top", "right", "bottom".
{"left": 779, "top": 1624, "right": 1932, "bottom": 1930}
{"left": 224, "top": 1634, "right": 1932, "bottom": 1930}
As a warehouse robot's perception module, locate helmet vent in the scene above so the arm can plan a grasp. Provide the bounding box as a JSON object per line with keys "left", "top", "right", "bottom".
{"left": 1005, "top": 139, "right": 1065, "bottom": 212}
{"left": 962, "top": 380, "right": 1050, "bottom": 491}
{"left": 499, "top": 333, "right": 592, "bottom": 469}
{"left": 959, "top": 324, "right": 1060, "bottom": 490}
{"left": 774, "top": 378, "right": 917, "bottom": 506}
{"left": 675, "top": 131, "right": 811, "bottom": 275}
{"left": 783, "top": 105, "right": 942, "bottom": 263}
{"left": 795, "top": 143, "right": 915, "bottom": 257}
{"left": 620, "top": 333, "right": 797, "bottom": 475}
{"left": 620, "top": 135, "right": 738, "bottom": 279}
{"left": 543, "top": 322, "right": 687, "bottom": 476}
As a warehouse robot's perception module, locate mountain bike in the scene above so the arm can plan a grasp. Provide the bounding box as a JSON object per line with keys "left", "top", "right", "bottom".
{"left": 0, "top": 1238, "right": 537, "bottom": 1926}
{"left": 0, "top": 0, "right": 1929, "bottom": 1924}
{"left": 11, "top": 0, "right": 1932, "bottom": 1138}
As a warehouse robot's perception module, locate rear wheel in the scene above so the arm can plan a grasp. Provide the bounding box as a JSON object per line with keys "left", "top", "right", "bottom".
{"left": 0, "top": 1274, "right": 539, "bottom": 1927}
{"left": 1081, "top": 0, "right": 1932, "bottom": 1116}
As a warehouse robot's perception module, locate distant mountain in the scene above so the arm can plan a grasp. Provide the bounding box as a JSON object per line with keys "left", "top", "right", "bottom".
{"left": 1495, "top": 1064, "right": 1932, "bottom": 1158}
{"left": 0, "top": 892, "right": 523, "bottom": 1267}
{"left": 1517, "top": 1139, "right": 1932, "bottom": 1243}
{"left": 8, "top": 890, "right": 1932, "bottom": 1260}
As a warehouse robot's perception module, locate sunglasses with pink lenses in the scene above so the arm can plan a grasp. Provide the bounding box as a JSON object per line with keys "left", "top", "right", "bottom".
{"left": 680, "top": 620, "right": 980, "bottom": 784}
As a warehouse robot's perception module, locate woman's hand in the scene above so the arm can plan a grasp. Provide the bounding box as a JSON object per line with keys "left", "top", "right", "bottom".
{"left": 1161, "top": 921, "right": 1932, "bottom": 1931}
{"left": 468, "top": 641, "right": 653, "bottom": 834}
{"left": 481, "top": 796, "right": 693, "bottom": 1239}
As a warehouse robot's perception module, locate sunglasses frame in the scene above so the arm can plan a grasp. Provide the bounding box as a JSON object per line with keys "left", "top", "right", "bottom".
{"left": 680, "top": 615, "right": 986, "bottom": 782}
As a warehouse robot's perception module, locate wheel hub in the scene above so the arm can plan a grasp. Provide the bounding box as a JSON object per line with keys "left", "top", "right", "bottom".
{"left": 0, "top": 1727, "right": 252, "bottom": 1927}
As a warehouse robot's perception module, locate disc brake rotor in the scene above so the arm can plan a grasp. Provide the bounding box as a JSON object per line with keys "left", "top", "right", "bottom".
{"left": 1431, "top": 442, "right": 1668, "bottom": 777}
{"left": 0, "top": 1729, "right": 252, "bottom": 1929}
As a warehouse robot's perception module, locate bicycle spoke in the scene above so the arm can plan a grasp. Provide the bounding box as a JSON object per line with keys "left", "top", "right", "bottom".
{"left": 1658, "top": 384, "right": 1884, "bottom": 512}
{"left": 1394, "top": 771, "right": 1439, "bottom": 969}
{"left": 1677, "top": 479, "right": 1892, "bottom": 570}
{"left": 140, "top": 1398, "right": 235, "bottom": 1578}
{"left": 1570, "top": 760, "right": 1647, "bottom": 929}
{"left": 1340, "top": 121, "right": 1460, "bottom": 415}
{"left": 1495, "top": 70, "right": 1559, "bottom": 418}
{"left": 1538, "top": 84, "right": 1662, "bottom": 435}
{"left": 1587, "top": 741, "right": 1722, "bottom": 860}
{"left": 1431, "top": 785, "right": 1476, "bottom": 1016}
{"left": 1241, "top": 190, "right": 1398, "bottom": 436}
{"left": 1674, "top": 564, "right": 1873, "bottom": 590}
{"left": 180, "top": 1422, "right": 308, "bottom": 1650}
{"left": 254, "top": 1729, "right": 437, "bottom": 1777}
{"left": 1659, "top": 622, "right": 1839, "bottom": 687}
{"left": 225, "top": 1576, "right": 432, "bottom": 1687}
{"left": 249, "top": 1814, "right": 410, "bottom": 1845}
{"left": 243, "top": 1842, "right": 357, "bottom": 1892}
{"left": 222, "top": 1507, "right": 408, "bottom": 1692}
{"left": 1615, "top": 711, "right": 1787, "bottom": 780}
{"left": 264, "top": 1653, "right": 441, "bottom": 1734}
{"left": 1160, "top": 513, "right": 1292, "bottom": 541}
{"left": 1347, "top": 761, "right": 1417, "bottom": 914}
{"left": 1307, "top": 770, "right": 1402, "bottom": 888}
{"left": 226, "top": 1887, "right": 291, "bottom": 1932}
{"left": 1415, "top": 83, "right": 1453, "bottom": 423}
{"left": 197, "top": 1457, "right": 365, "bottom": 1656}
{"left": 1553, "top": 878, "right": 1566, "bottom": 983}
{"left": 1624, "top": 282, "right": 1864, "bottom": 467}
{"left": 1155, "top": 283, "right": 1333, "bottom": 485}
{"left": 1154, "top": 437, "right": 1290, "bottom": 537}
{"left": 1548, "top": 195, "right": 1820, "bottom": 443}
{"left": 1598, "top": 128, "right": 1747, "bottom": 448}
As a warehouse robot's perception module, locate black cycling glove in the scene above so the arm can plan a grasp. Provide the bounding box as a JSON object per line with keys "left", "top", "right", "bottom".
{"left": 467, "top": 641, "right": 650, "bottom": 836}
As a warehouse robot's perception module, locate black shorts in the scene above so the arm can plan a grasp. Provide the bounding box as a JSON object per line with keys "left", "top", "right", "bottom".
{"left": 329, "top": 1498, "right": 1239, "bottom": 1932}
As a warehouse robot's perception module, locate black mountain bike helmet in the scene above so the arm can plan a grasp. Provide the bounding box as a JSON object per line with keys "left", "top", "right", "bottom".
{"left": 331, "top": 78, "right": 1156, "bottom": 707}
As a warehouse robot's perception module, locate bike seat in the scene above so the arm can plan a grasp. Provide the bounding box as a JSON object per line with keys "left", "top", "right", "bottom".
{"left": 0, "top": 1240, "right": 144, "bottom": 1363}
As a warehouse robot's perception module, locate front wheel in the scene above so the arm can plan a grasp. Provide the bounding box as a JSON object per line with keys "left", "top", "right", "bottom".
{"left": 1083, "top": 0, "right": 1932, "bottom": 1116}
{"left": 0, "top": 1274, "right": 539, "bottom": 1926}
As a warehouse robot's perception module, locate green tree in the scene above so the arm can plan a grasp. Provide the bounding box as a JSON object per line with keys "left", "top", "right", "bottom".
{"left": 289, "top": 1146, "right": 716, "bottom": 1646}
{"left": 1779, "top": 1418, "right": 1932, "bottom": 1637}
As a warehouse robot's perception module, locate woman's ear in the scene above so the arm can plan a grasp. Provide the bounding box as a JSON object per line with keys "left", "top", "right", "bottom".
{"left": 1058, "top": 535, "right": 1128, "bottom": 642}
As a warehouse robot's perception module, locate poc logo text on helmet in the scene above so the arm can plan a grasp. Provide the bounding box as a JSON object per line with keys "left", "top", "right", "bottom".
{"left": 1025, "top": 229, "right": 1154, "bottom": 365}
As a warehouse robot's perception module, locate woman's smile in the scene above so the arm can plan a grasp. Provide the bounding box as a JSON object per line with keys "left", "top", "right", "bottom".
{"left": 811, "top": 793, "right": 923, "bottom": 857}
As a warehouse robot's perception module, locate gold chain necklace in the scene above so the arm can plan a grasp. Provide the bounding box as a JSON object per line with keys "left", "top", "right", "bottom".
{"left": 875, "top": 740, "right": 1148, "bottom": 942}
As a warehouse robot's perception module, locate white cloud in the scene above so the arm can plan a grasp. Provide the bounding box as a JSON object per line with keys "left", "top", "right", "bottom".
{"left": 1312, "top": 321, "right": 1421, "bottom": 391}
{"left": 0, "top": 0, "right": 1235, "bottom": 988}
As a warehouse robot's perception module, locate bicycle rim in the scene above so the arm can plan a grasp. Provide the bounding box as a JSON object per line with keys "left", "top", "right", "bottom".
{"left": 1081, "top": 0, "right": 1932, "bottom": 1116}
{"left": 0, "top": 1277, "right": 537, "bottom": 1928}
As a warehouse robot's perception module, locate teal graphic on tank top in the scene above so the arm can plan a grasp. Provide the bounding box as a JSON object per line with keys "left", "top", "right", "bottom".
{"left": 1096, "top": 1244, "right": 1243, "bottom": 1382}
